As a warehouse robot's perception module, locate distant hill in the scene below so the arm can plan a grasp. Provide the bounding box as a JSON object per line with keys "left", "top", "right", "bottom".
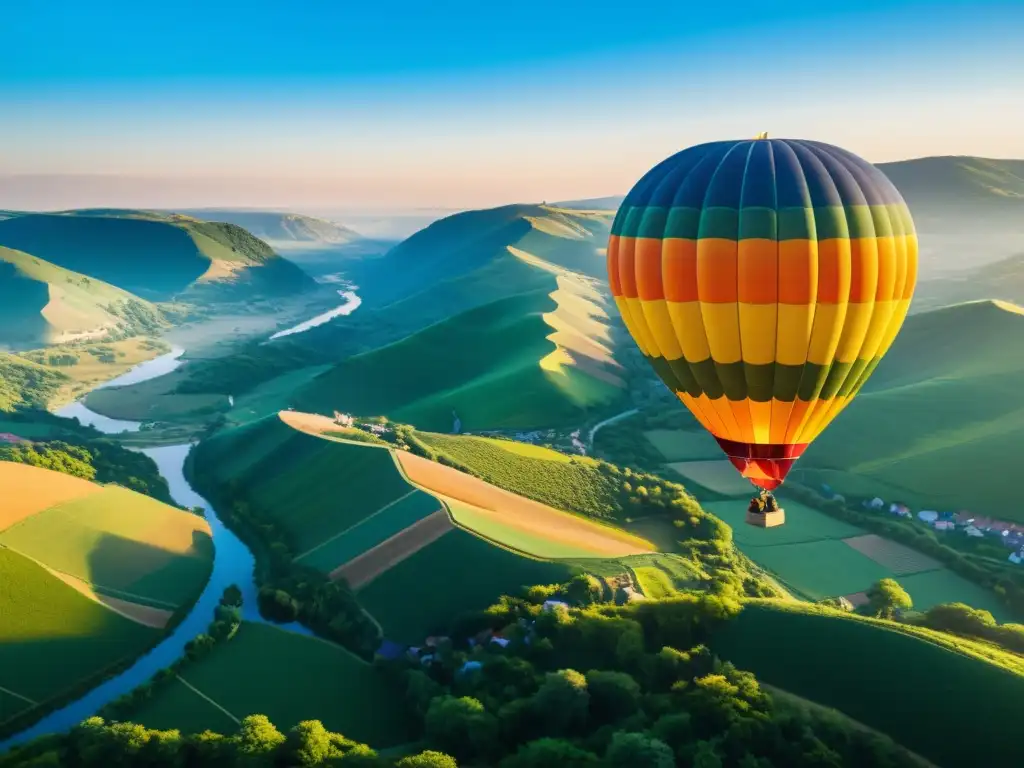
{"left": 294, "top": 281, "right": 627, "bottom": 431}
{"left": 174, "top": 209, "right": 364, "bottom": 245}
{"left": 348, "top": 203, "right": 613, "bottom": 309}
{"left": 553, "top": 196, "right": 624, "bottom": 210}
{"left": 915, "top": 251, "right": 1024, "bottom": 311}
{"left": 0, "top": 210, "right": 317, "bottom": 302}
{"left": 0, "top": 246, "right": 164, "bottom": 350}
{"left": 801, "top": 299, "right": 1024, "bottom": 520}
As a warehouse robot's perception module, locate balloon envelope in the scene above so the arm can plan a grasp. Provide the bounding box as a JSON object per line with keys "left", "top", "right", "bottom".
{"left": 608, "top": 138, "right": 917, "bottom": 490}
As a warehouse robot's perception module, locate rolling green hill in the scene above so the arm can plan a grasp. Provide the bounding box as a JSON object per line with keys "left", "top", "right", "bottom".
{"left": 0, "top": 211, "right": 316, "bottom": 302}
{"left": 801, "top": 299, "right": 1024, "bottom": 520}
{"left": 294, "top": 283, "right": 626, "bottom": 431}
{"left": 0, "top": 247, "right": 164, "bottom": 350}
{"left": 348, "top": 203, "right": 612, "bottom": 309}
{"left": 712, "top": 600, "right": 1024, "bottom": 768}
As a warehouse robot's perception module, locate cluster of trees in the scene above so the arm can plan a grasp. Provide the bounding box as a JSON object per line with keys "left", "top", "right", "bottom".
{"left": 0, "top": 716, "right": 456, "bottom": 768}
{"left": 0, "top": 355, "right": 67, "bottom": 411}
{"left": 187, "top": 452, "right": 380, "bottom": 659}
{"left": 0, "top": 436, "right": 172, "bottom": 503}
{"left": 374, "top": 590, "right": 924, "bottom": 767}
{"left": 100, "top": 586, "right": 244, "bottom": 722}
{"left": 919, "top": 602, "right": 1024, "bottom": 653}
{"left": 785, "top": 484, "right": 1024, "bottom": 619}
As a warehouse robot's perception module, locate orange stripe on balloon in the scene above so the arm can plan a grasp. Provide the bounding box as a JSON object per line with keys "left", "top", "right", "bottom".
{"left": 696, "top": 238, "right": 738, "bottom": 303}
{"left": 635, "top": 237, "right": 665, "bottom": 301}
{"left": 662, "top": 239, "right": 699, "bottom": 302}
{"left": 737, "top": 239, "right": 778, "bottom": 304}
{"left": 607, "top": 235, "right": 622, "bottom": 296}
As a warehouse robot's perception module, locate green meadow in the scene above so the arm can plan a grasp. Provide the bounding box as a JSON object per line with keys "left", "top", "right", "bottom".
{"left": 129, "top": 622, "right": 414, "bottom": 747}
{"left": 0, "top": 548, "right": 158, "bottom": 733}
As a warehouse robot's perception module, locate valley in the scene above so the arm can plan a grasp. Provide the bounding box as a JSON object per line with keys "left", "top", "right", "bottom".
{"left": 3, "top": 175, "right": 1024, "bottom": 768}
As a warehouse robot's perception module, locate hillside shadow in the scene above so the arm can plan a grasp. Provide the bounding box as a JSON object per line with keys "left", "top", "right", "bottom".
{"left": 83, "top": 527, "right": 213, "bottom": 607}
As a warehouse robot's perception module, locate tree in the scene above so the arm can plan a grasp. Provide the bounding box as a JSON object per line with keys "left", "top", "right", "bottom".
{"left": 232, "top": 715, "right": 285, "bottom": 765}
{"left": 530, "top": 670, "right": 590, "bottom": 736}
{"left": 584, "top": 670, "right": 641, "bottom": 725}
{"left": 500, "top": 738, "right": 600, "bottom": 768}
{"left": 283, "top": 721, "right": 333, "bottom": 766}
{"left": 424, "top": 696, "right": 497, "bottom": 762}
{"left": 865, "top": 578, "right": 913, "bottom": 619}
{"left": 396, "top": 751, "right": 459, "bottom": 768}
{"left": 605, "top": 731, "right": 675, "bottom": 768}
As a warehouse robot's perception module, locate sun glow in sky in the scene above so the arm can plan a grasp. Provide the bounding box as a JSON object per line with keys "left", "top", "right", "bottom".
{"left": 2, "top": 0, "right": 1022, "bottom": 210}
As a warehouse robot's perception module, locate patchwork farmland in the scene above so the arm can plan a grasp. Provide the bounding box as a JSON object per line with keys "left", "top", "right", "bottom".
{"left": 0, "top": 461, "right": 214, "bottom": 736}
{"left": 195, "top": 412, "right": 657, "bottom": 645}
{"left": 702, "top": 497, "right": 1014, "bottom": 619}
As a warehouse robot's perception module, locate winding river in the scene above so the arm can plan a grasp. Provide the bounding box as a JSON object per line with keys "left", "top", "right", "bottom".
{"left": 0, "top": 293, "right": 354, "bottom": 752}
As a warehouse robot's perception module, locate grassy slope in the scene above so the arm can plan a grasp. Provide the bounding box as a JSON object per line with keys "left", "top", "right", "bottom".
{"left": 0, "top": 246, "right": 163, "bottom": 350}
{"left": 0, "top": 355, "right": 68, "bottom": 412}
{"left": 129, "top": 622, "right": 413, "bottom": 746}
{"left": 713, "top": 600, "right": 1024, "bottom": 768}
{"left": 0, "top": 484, "right": 213, "bottom": 607}
{"left": 0, "top": 547, "right": 157, "bottom": 719}
{"left": 349, "top": 203, "right": 611, "bottom": 310}
{"left": 193, "top": 415, "right": 435, "bottom": 561}
{"left": 803, "top": 300, "right": 1024, "bottom": 521}
{"left": 358, "top": 528, "right": 578, "bottom": 644}
{"left": 296, "top": 288, "right": 624, "bottom": 431}
{"left": 0, "top": 211, "right": 315, "bottom": 302}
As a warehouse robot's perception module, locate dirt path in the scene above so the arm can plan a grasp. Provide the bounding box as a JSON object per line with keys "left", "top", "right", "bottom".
{"left": 330, "top": 509, "right": 452, "bottom": 590}
{"left": 48, "top": 569, "right": 174, "bottom": 629}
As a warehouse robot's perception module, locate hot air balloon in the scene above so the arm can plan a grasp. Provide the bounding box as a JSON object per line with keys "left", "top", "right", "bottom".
{"left": 608, "top": 137, "right": 917, "bottom": 524}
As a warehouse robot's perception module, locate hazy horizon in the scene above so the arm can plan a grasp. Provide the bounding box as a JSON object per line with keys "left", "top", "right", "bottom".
{"left": 4, "top": 0, "right": 1023, "bottom": 211}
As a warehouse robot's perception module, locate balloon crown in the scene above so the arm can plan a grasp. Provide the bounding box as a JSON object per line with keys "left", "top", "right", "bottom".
{"left": 753, "top": 131, "right": 769, "bottom": 139}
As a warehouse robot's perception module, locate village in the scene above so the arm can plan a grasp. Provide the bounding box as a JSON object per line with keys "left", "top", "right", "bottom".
{"left": 821, "top": 484, "right": 1024, "bottom": 565}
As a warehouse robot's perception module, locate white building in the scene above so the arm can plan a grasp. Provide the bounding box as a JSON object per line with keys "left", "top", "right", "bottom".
{"left": 1009, "top": 547, "right": 1024, "bottom": 565}
{"left": 917, "top": 510, "right": 939, "bottom": 523}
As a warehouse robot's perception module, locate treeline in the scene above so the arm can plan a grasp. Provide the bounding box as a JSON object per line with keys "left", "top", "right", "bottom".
{"left": 0, "top": 434, "right": 172, "bottom": 503}
{"left": 785, "top": 484, "right": 1024, "bottom": 618}
{"left": 374, "top": 591, "right": 925, "bottom": 767}
{"left": 0, "top": 716, "right": 453, "bottom": 768}
{"left": 186, "top": 447, "right": 381, "bottom": 659}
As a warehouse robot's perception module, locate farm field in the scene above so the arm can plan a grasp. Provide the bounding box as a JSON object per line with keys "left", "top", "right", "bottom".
{"left": 193, "top": 414, "right": 419, "bottom": 560}
{"left": 745, "top": 540, "right": 895, "bottom": 600}
{"left": 0, "top": 461, "right": 102, "bottom": 532}
{"left": 129, "top": 622, "right": 414, "bottom": 747}
{"left": 298, "top": 490, "right": 442, "bottom": 574}
{"left": 331, "top": 509, "right": 455, "bottom": 589}
{"left": 417, "top": 430, "right": 643, "bottom": 522}
{"left": 644, "top": 429, "right": 722, "bottom": 461}
{"left": 0, "top": 484, "right": 213, "bottom": 607}
{"left": 665, "top": 460, "right": 755, "bottom": 497}
{"left": 702, "top": 498, "right": 865, "bottom": 547}
{"left": 225, "top": 365, "right": 332, "bottom": 427}
{"left": 395, "top": 450, "right": 653, "bottom": 558}
{"left": 358, "top": 528, "right": 579, "bottom": 644}
{"left": 712, "top": 600, "right": 1024, "bottom": 768}
{"left": 702, "top": 496, "right": 1015, "bottom": 618}
{"left": 0, "top": 547, "right": 159, "bottom": 734}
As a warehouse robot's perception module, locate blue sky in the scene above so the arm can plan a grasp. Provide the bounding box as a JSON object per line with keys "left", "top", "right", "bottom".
{"left": 2, "top": 0, "right": 1022, "bottom": 209}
